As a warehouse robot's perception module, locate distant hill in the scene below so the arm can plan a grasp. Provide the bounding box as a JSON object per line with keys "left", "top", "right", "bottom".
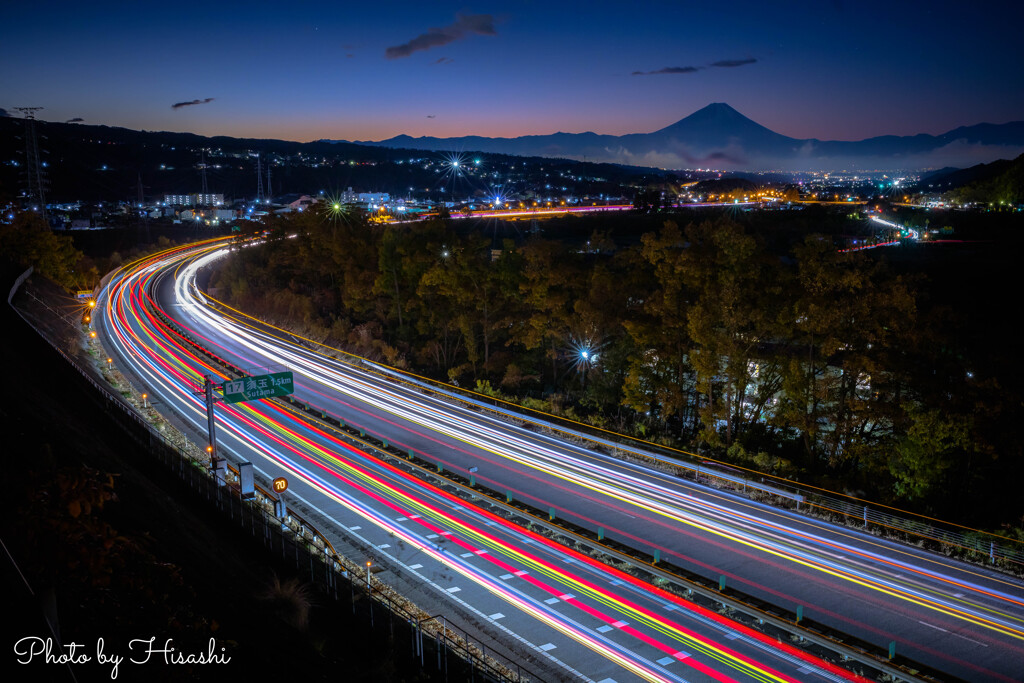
{"left": 332, "top": 103, "right": 1024, "bottom": 172}
{"left": 917, "top": 159, "right": 1016, "bottom": 192}
{"left": 944, "top": 153, "right": 1024, "bottom": 204}
{"left": 0, "top": 117, "right": 663, "bottom": 203}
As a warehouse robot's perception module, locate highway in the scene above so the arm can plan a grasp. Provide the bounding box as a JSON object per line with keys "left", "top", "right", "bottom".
{"left": 99, "top": 240, "right": 1024, "bottom": 682}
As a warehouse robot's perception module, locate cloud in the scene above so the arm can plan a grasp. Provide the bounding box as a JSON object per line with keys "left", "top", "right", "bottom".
{"left": 346, "top": 53, "right": 354, "bottom": 58}
{"left": 386, "top": 13, "right": 496, "bottom": 59}
{"left": 710, "top": 58, "right": 757, "bottom": 68}
{"left": 171, "top": 98, "right": 215, "bottom": 110}
{"left": 0, "top": 108, "right": 9, "bottom": 117}
{"left": 632, "top": 66, "right": 701, "bottom": 75}
{"left": 433, "top": 57, "right": 454, "bottom": 65}
{"left": 66, "top": 117, "right": 84, "bottom": 123}
{"left": 426, "top": 115, "right": 436, "bottom": 119}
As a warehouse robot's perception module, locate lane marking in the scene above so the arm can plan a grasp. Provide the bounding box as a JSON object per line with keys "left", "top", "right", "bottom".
{"left": 918, "top": 620, "right": 948, "bottom": 633}
{"left": 489, "top": 612, "right": 505, "bottom": 620}
{"left": 539, "top": 643, "right": 557, "bottom": 651}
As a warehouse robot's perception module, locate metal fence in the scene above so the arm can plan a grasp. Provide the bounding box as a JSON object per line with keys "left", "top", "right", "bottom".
{"left": 9, "top": 278, "right": 540, "bottom": 683}
{"left": 352, "top": 358, "right": 1024, "bottom": 570}
{"left": 192, "top": 287, "right": 1024, "bottom": 571}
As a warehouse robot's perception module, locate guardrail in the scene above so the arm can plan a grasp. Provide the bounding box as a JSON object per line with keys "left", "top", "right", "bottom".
{"left": 353, "top": 363, "right": 1024, "bottom": 569}
{"left": 10, "top": 272, "right": 537, "bottom": 683}
{"left": 148, "top": 285, "right": 958, "bottom": 682}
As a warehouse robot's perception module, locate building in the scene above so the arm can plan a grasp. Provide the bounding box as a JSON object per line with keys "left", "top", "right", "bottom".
{"left": 163, "top": 193, "right": 225, "bottom": 207}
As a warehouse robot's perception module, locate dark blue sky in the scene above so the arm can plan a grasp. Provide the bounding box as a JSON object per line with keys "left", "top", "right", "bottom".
{"left": 3, "top": 1, "right": 1022, "bottom": 142}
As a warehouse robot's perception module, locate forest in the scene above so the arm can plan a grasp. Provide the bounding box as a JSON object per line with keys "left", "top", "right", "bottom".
{"left": 211, "top": 206, "right": 1022, "bottom": 529}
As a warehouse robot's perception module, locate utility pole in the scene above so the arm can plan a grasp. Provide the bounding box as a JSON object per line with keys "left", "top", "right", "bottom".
{"left": 200, "top": 375, "right": 227, "bottom": 485}
{"left": 14, "top": 107, "right": 49, "bottom": 220}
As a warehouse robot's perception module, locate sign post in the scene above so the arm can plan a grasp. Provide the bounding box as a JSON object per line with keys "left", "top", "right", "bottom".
{"left": 273, "top": 477, "right": 288, "bottom": 519}
{"left": 203, "top": 375, "right": 225, "bottom": 486}
{"left": 195, "top": 370, "right": 295, "bottom": 489}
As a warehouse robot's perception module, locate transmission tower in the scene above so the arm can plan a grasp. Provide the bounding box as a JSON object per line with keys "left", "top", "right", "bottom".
{"left": 266, "top": 160, "right": 272, "bottom": 201}
{"left": 15, "top": 107, "right": 49, "bottom": 220}
{"left": 256, "top": 153, "right": 264, "bottom": 203}
{"left": 199, "top": 148, "right": 209, "bottom": 197}
{"left": 136, "top": 172, "right": 150, "bottom": 242}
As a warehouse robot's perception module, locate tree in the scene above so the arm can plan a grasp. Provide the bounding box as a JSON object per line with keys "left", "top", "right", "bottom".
{"left": 774, "top": 235, "right": 917, "bottom": 470}
{"left": 889, "top": 408, "right": 972, "bottom": 500}
{"left": 621, "top": 221, "right": 697, "bottom": 434}
{"left": 0, "top": 211, "right": 96, "bottom": 290}
{"left": 680, "top": 218, "right": 781, "bottom": 446}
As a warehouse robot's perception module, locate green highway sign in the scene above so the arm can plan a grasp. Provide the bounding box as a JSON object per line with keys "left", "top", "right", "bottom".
{"left": 222, "top": 371, "right": 295, "bottom": 404}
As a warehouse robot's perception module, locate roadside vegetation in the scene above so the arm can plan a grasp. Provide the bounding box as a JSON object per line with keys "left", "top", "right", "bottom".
{"left": 210, "top": 207, "right": 1024, "bottom": 530}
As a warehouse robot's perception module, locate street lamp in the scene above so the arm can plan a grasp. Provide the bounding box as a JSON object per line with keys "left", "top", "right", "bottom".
{"left": 106, "top": 357, "right": 112, "bottom": 369}
{"left": 366, "top": 560, "right": 372, "bottom": 592}
{"left": 142, "top": 393, "right": 148, "bottom": 409}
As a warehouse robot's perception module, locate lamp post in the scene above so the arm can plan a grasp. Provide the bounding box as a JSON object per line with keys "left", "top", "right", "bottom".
{"left": 142, "top": 393, "right": 148, "bottom": 409}
{"left": 366, "top": 560, "right": 372, "bottom": 592}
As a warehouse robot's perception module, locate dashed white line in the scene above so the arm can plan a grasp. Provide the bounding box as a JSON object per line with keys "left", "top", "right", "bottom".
{"left": 918, "top": 620, "right": 948, "bottom": 633}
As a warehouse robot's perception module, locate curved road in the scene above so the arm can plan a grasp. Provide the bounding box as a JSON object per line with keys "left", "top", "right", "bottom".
{"left": 99, "top": 240, "right": 1024, "bottom": 682}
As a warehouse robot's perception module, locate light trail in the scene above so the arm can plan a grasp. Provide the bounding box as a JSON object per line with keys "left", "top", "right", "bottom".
{"left": 96, "top": 244, "right": 869, "bottom": 682}
{"left": 170, "top": 248, "right": 1024, "bottom": 648}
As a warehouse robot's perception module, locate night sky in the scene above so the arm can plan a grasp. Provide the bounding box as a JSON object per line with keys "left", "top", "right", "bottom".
{"left": 3, "top": 1, "right": 1022, "bottom": 143}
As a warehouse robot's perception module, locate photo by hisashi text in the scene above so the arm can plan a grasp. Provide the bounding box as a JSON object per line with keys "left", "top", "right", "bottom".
{"left": 12, "top": 636, "right": 230, "bottom": 679}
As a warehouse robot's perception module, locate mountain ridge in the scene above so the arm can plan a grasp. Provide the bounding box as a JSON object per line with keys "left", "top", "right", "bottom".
{"left": 333, "top": 103, "right": 1024, "bottom": 171}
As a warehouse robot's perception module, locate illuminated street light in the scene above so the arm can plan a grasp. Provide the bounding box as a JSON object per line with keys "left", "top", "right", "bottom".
{"left": 89, "top": 331, "right": 96, "bottom": 338}
{"left": 366, "top": 560, "right": 372, "bottom": 591}
{"left": 142, "top": 393, "right": 148, "bottom": 409}
{"left": 106, "top": 357, "right": 112, "bottom": 369}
